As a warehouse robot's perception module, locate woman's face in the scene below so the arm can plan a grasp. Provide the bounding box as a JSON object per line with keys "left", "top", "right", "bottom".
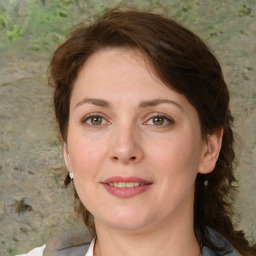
{"left": 64, "top": 48, "right": 220, "bottom": 233}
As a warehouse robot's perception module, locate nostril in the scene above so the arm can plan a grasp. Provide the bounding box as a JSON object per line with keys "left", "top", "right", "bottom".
{"left": 130, "top": 156, "right": 136, "bottom": 160}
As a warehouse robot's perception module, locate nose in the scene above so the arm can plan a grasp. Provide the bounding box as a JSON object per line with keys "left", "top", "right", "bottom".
{"left": 109, "top": 127, "right": 144, "bottom": 165}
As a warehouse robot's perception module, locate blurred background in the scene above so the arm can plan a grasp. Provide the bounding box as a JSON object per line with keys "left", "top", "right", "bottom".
{"left": 0, "top": 0, "right": 255, "bottom": 255}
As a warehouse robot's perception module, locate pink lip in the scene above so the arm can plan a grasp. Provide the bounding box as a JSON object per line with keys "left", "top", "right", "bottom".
{"left": 103, "top": 176, "right": 152, "bottom": 184}
{"left": 101, "top": 176, "right": 153, "bottom": 198}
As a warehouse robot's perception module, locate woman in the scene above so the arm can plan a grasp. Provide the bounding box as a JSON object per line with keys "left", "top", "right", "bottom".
{"left": 18, "top": 9, "right": 255, "bottom": 256}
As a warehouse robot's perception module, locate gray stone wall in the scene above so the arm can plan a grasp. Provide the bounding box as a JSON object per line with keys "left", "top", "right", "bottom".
{"left": 0, "top": 1, "right": 255, "bottom": 255}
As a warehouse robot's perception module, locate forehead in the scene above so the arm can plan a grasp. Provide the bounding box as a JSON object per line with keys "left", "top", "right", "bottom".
{"left": 71, "top": 47, "right": 192, "bottom": 109}
{"left": 81, "top": 47, "right": 154, "bottom": 79}
{"left": 72, "top": 47, "right": 164, "bottom": 96}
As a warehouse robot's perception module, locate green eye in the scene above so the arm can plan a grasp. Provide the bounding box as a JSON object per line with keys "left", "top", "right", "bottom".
{"left": 152, "top": 116, "right": 165, "bottom": 125}
{"left": 91, "top": 116, "right": 102, "bottom": 125}
{"left": 146, "top": 115, "right": 173, "bottom": 126}
{"left": 84, "top": 115, "right": 106, "bottom": 126}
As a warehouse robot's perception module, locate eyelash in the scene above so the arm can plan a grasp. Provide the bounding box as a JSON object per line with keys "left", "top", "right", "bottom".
{"left": 81, "top": 113, "right": 174, "bottom": 127}
{"left": 81, "top": 114, "right": 109, "bottom": 126}
{"left": 145, "top": 114, "right": 174, "bottom": 127}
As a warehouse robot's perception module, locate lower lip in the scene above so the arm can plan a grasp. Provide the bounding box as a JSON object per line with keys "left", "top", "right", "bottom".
{"left": 102, "top": 183, "right": 152, "bottom": 198}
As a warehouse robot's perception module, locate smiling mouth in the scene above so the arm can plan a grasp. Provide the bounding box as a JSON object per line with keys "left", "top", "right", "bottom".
{"left": 108, "top": 182, "right": 146, "bottom": 188}
{"left": 102, "top": 177, "right": 152, "bottom": 198}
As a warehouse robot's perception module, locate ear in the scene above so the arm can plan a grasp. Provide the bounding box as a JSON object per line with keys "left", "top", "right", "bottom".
{"left": 63, "top": 143, "right": 72, "bottom": 173}
{"left": 198, "top": 128, "right": 223, "bottom": 174}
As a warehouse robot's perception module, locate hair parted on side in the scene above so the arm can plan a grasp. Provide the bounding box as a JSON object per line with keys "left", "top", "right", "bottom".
{"left": 49, "top": 9, "right": 256, "bottom": 256}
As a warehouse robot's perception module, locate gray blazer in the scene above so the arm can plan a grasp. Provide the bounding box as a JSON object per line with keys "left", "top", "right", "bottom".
{"left": 43, "top": 228, "right": 241, "bottom": 256}
{"left": 202, "top": 227, "right": 241, "bottom": 256}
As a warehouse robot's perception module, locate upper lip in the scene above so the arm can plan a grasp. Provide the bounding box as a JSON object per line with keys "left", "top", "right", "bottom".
{"left": 102, "top": 176, "right": 153, "bottom": 184}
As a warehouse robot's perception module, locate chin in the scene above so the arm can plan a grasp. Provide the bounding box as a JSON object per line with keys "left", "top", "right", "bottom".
{"left": 96, "top": 207, "right": 152, "bottom": 231}
{"left": 109, "top": 219, "right": 151, "bottom": 232}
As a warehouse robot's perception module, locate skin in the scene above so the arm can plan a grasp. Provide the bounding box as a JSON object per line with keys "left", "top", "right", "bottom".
{"left": 64, "top": 48, "right": 223, "bottom": 256}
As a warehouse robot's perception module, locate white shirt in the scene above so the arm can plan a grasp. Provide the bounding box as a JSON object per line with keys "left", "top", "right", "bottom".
{"left": 15, "top": 238, "right": 95, "bottom": 256}
{"left": 15, "top": 245, "right": 46, "bottom": 256}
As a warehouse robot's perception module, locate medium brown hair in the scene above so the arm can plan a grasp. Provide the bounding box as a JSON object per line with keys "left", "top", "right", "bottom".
{"left": 49, "top": 9, "right": 255, "bottom": 255}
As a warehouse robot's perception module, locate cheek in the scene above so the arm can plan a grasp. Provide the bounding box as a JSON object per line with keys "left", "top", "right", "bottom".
{"left": 68, "top": 138, "right": 105, "bottom": 208}
{"left": 68, "top": 137, "right": 106, "bottom": 176}
{"left": 151, "top": 136, "right": 197, "bottom": 165}
{"left": 149, "top": 131, "right": 202, "bottom": 182}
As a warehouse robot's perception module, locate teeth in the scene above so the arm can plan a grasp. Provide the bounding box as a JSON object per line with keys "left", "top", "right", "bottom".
{"left": 108, "top": 182, "right": 143, "bottom": 188}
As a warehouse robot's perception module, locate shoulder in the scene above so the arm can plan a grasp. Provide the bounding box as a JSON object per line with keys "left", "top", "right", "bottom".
{"left": 16, "top": 242, "right": 90, "bottom": 256}
{"left": 16, "top": 234, "right": 91, "bottom": 256}
{"left": 203, "top": 227, "right": 242, "bottom": 256}
{"left": 15, "top": 244, "right": 46, "bottom": 256}
{"left": 43, "top": 235, "right": 91, "bottom": 256}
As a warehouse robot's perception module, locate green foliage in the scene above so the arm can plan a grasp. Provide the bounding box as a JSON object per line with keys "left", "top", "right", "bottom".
{"left": 8, "top": 246, "right": 18, "bottom": 256}
{"left": 0, "top": 0, "right": 194, "bottom": 48}
{"left": 0, "top": 14, "right": 9, "bottom": 28}
{"left": 0, "top": 0, "right": 84, "bottom": 51}
{"left": 6, "top": 23, "right": 21, "bottom": 41}
{"left": 0, "top": 0, "right": 255, "bottom": 55}
{"left": 238, "top": 3, "right": 252, "bottom": 16}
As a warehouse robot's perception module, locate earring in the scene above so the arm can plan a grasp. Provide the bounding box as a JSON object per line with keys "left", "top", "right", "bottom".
{"left": 69, "top": 172, "right": 74, "bottom": 180}
{"left": 204, "top": 180, "right": 208, "bottom": 186}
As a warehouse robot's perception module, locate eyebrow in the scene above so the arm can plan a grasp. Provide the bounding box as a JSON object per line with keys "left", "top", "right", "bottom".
{"left": 74, "top": 98, "right": 183, "bottom": 111}
{"left": 139, "top": 99, "right": 183, "bottom": 111}
{"left": 74, "top": 98, "right": 111, "bottom": 109}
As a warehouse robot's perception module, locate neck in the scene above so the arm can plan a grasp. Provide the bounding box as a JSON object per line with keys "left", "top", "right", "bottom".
{"left": 94, "top": 201, "right": 200, "bottom": 256}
